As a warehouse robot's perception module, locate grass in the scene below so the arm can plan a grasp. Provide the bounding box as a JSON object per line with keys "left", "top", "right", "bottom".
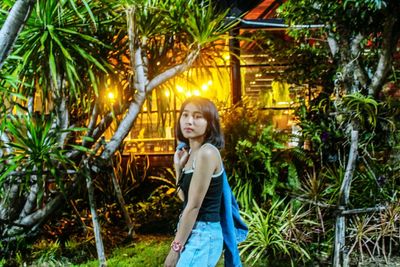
{"left": 24, "top": 234, "right": 266, "bottom": 267}
{"left": 73, "top": 235, "right": 172, "bottom": 267}
{"left": 72, "top": 234, "right": 226, "bottom": 267}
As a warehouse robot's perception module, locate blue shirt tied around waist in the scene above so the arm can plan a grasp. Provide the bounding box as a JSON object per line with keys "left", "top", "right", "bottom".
{"left": 220, "top": 170, "right": 248, "bottom": 267}
{"left": 175, "top": 142, "right": 248, "bottom": 267}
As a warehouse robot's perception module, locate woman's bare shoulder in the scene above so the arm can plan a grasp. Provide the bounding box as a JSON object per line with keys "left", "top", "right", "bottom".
{"left": 196, "top": 144, "right": 221, "bottom": 170}
{"left": 198, "top": 143, "right": 220, "bottom": 157}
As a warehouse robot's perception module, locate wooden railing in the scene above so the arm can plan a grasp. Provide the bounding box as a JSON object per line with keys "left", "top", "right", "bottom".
{"left": 123, "top": 138, "right": 176, "bottom": 155}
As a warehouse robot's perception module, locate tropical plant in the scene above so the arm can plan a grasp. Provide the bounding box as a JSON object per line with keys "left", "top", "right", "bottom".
{"left": 0, "top": 111, "right": 81, "bottom": 238}
{"left": 375, "top": 201, "right": 400, "bottom": 261}
{"left": 347, "top": 214, "right": 379, "bottom": 263}
{"left": 31, "top": 239, "right": 72, "bottom": 266}
{"left": 237, "top": 0, "right": 400, "bottom": 265}
{"left": 1, "top": 1, "right": 236, "bottom": 263}
{"left": 240, "top": 199, "right": 311, "bottom": 266}
{"left": 0, "top": 112, "right": 76, "bottom": 184}
{"left": 233, "top": 124, "right": 302, "bottom": 210}
{"left": 129, "top": 185, "right": 181, "bottom": 234}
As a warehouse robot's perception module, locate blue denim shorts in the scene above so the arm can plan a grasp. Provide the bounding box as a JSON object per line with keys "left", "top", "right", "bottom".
{"left": 177, "top": 221, "right": 223, "bottom": 267}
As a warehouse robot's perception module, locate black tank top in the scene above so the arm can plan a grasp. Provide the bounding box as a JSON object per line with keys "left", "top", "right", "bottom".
{"left": 179, "top": 168, "right": 223, "bottom": 222}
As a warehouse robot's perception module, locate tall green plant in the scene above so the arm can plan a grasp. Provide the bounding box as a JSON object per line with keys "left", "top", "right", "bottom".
{"left": 0, "top": 112, "right": 77, "bottom": 193}
{"left": 240, "top": 199, "right": 311, "bottom": 266}
{"left": 233, "top": 124, "right": 301, "bottom": 209}
{"left": 10, "top": 0, "right": 113, "bottom": 99}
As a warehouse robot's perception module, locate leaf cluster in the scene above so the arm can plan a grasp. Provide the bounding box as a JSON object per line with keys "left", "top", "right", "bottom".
{"left": 0, "top": 112, "right": 80, "bottom": 199}
{"left": 240, "top": 199, "right": 312, "bottom": 266}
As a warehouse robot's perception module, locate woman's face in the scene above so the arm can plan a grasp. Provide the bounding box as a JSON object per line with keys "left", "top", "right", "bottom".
{"left": 179, "top": 102, "right": 208, "bottom": 141}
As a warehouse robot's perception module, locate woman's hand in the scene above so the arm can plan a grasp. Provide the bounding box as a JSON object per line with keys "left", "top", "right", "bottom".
{"left": 174, "top": 148, "right": 189, "bottom": 170}
{"left": 164, "top": 250, "right": 180, "bottom": 267}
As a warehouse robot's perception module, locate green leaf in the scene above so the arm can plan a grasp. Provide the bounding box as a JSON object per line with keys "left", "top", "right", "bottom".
{"left": 72, "top": 44, "right": 107, "bottom": 72}
{"left": 47, "top": 26, "right": 73, "bottom": 61}
{"left": 49, "top": 42, "right": 58, "bottom": 88}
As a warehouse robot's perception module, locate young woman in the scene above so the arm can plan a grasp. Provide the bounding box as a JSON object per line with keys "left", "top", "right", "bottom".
{"left": 164, "top": 96, "right": 225, "bottom": 267}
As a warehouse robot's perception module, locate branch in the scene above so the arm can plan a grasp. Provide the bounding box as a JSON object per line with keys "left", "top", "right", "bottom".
{"left": 126, "top": 7, "right": 148, "bottom": 93}
{"left": 99, "top": 46, "right": 201, "bottom": 161}
{"left": 147, "top": 47, "right": 200, "bottom": 91}
{"left": 350, "top": 33, "right": 368, "bottom": 89}
{"left": 292, "top": 196, "right": 334, "bottom": 208}
{"left": 82, "top": 101, "right": 99, "bottom": 147}
{"left": 0, "top": 184, "right": 20, "bottom": 221}
{"left": 327, "top": 28, "right": 339, "bottom": 57}
{"left": 18, "top": 183, "right": 39, "bottom": 219}
{"left": 369, "top": 13, "right": 400, "bottom": 96}
{"left": 0, "top": 0, "right": 36, "bottom": 69}
{"left": 0, "top": 130, "right": 12, "bottom": 156}
{"left": 341, "top": 205, "right": 387, "bottom": 215}
{"left": 3, "top": 194, "right": 64, "bottom": 237}
{"left": 134, "top": 46, "right": 148, "bottom": 93}
{"left": 339, "top": 129, "right": 358, "bottom": 205}
{"left": 99, "top": 91, "right": 146, "bottom": 160}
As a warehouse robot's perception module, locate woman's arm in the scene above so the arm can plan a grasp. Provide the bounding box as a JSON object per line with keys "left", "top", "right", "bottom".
{"left": 174, "top": 149, "right": 188, "bottom": 201}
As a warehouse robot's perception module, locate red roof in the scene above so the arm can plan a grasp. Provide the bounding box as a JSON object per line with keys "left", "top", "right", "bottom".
{"left": 244, "top": 0, "right": 282, "bottom": 20}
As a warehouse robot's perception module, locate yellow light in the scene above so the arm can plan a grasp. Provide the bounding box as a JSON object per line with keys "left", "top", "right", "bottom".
{"left": 176, "top": 85, "right": 184, "bottom": 92}
{"left": 201, "top": 84, "right": 208, "bottom": 91}
{"left": 185, "top": 91, "right": 192, "bottom": 97}
{"left": 223, "top": 54, "right": 230, "bottom": 60}
{"left": 165, "top": 90, "right": 170, "bottom": 97}
{"left": 193, "top": 90, "right": 200, "bottom": 96}
{"left": 207, "top": 80, "right": 213, "bottom": 86}
{"left": 277, "top": 101, "right": 289, "bottom": 105}
{"left": 108, "top": 92, "right": 116, "bottom": 102}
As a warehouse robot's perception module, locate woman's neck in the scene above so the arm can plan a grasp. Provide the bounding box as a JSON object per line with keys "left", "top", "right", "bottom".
{"left": 188, "top": 139, "right": 204, "bottom": 154}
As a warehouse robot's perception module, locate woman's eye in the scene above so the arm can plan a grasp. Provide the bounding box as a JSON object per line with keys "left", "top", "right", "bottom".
{"left": 194, "top": 114, "right": 203, "bottom": 119}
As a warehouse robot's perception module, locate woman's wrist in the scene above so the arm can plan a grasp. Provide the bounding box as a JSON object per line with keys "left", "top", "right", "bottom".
{"left": 171, "top": 240, "right": 184, "bottom": 253}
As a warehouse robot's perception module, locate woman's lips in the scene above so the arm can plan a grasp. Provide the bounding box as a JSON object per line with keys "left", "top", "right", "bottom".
{"left": 183, "top": 127, "right": 193, "bottom": 132}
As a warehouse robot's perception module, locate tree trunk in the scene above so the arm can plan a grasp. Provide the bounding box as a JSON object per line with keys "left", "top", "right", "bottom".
{"left": 0, "top": 184, "right": 21, "bottom": 222}
{"left": 0, "top": 0, "right": 36, "bottom": 69}
{"left": 333, "top": 129, "right": 358, "bottom": 267}
{"left": 84, "top": 160, "right": 107, "bottom": 266}
{"left": 2, "top": 194, "right": 63, "bottom": 239}
{"left": 110, "top": 170, "right": 135, "bottom": 237}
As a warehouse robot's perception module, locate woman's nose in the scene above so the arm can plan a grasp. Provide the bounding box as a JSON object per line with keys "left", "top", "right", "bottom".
{"left": 185, "top": 116, "right": 194, "bottom": 124}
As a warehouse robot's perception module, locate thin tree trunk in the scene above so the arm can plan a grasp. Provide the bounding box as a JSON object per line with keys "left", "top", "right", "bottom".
{"left": 370, "top": 0, "right": 400, "bottom": 97}
{"left": 333, "top": 129, "right": 358, "bottom": 267}
{"left": 18, "top": 183, "right": 38, "bottom": 219}
{"left": 3, "top": 194, "right": 63, "bottom": 238}
{"left": 0, "top": 184, "right": 20, "bottom": 221}
{"left": 0, "top": 0, "right": 36, "bottom": 69}
{"left": 84, "top": 160, "right": 107, "bottom": 267}
{"left": 110, "top": 171, "right": 135, "bottom": 237}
